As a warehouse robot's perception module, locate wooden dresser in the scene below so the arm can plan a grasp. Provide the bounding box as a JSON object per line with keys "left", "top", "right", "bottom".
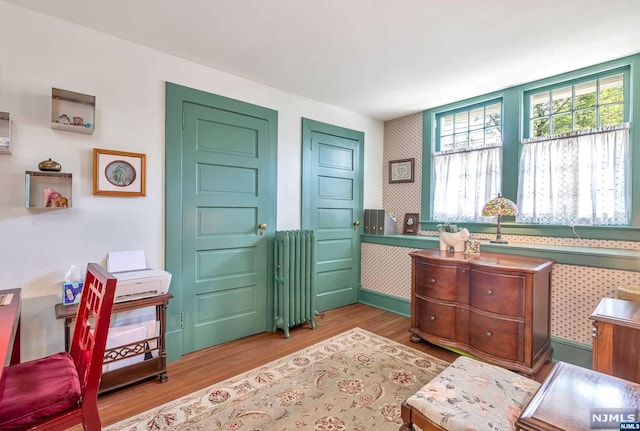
{"left": 590, "top": 297, "right": 640, "bottom": 384}
{"left": 409, "top": 249, "right": 553, "bottom": 376}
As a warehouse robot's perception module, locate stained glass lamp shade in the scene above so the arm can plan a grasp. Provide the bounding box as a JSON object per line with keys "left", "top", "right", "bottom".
{"left": 482, "top": 193, "right": 517, "bottom": 244}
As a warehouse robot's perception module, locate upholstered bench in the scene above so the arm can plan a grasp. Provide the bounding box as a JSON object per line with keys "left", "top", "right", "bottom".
{"left": 400, "top": 356, "right": 541, "bottom": 431}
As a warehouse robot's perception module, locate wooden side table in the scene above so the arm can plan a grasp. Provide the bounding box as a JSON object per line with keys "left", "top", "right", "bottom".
{"left": 590, "top": 297, "right": 640, "bottom": 384}
{"left": 55, "top": 293, "right": 173, "bottom": 393}
{"left": 516, "top": 361, "right": 640, "bottom": 430}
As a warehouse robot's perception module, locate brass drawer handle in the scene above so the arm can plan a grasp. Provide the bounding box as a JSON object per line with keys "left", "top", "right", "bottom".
{"left": 486, "top": 331, "right": 492, "bottom": 337}
{"left": 430, "top": 315, "right": 436, "bottom": 321}
{"left": 487, "top": 289, "right": 493, "bottom": 295}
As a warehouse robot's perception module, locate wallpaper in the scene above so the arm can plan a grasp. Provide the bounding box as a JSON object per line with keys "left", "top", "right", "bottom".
{"left": 364, "top": 113, "right": 640, "bottom": 346}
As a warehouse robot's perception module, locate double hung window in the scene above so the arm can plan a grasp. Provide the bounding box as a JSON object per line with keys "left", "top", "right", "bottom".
{"left": 518, "top": 70, "right": 630, "bottom": 225}
{"left": 432, "top": 100, "right": 502, "bottom": 222}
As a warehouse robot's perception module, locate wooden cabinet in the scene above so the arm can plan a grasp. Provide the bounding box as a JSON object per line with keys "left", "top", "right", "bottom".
{"left": 590, "top": 297, "right": 640, "bottom": 384}
{"left": 55, "top": 293, "right": 172, "bottom": 393}
{"left": 410, "top": 249, "right": 553, "bottom": 376}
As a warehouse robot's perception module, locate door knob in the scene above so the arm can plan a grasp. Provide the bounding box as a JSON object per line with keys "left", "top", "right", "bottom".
{"left": 258, "top": 223, "right": 267, "bottom": 230}
{"left": 353, "top": 221, "right": 360, "bottom": 226}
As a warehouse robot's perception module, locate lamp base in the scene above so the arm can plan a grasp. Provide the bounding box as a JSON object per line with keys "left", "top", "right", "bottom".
{"left": 490, "top": 238, "right": 509, "bottom": 244}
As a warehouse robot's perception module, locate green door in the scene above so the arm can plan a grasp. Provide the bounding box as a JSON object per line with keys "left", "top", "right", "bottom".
{"left": 301, "top": 118, "right": 364, "bottom": 311}
{"left": 165, "top": 83, "right": 277, "bottom": 356}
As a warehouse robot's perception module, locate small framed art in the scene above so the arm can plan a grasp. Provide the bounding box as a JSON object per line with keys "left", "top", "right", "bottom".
{"left": 389, "top": 158, "right": 414, "bottom": 183}
{"left": 93, "top": 148, "right": 146, "bottom": 196}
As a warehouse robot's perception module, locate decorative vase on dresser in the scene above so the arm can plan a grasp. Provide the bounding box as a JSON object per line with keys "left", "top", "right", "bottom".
{"left": 409, "top": 248, "right": 554, "bottom": 376}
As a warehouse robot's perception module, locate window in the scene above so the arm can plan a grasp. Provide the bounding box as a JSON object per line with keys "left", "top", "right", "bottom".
{"left": 432, "top": 100, "right": 502, "bottom": 222}
{"left": 527, "top": 73, "right": 625, "bottom": 138}
{"left": 422, "top": 55, "right": 640, "bottom": 238}
{"left": 519, "top": 69, "right": 630, "bottom": 226}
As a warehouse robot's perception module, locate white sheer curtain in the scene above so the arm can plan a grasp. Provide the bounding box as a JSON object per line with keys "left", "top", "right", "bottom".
{"left": 517, "top": 124, "right": 630, "bottom": 225}
{"left": 433, "top": 146, "right": 501, "bottom": 222}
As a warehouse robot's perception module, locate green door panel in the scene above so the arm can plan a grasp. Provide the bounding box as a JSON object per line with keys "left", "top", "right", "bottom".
{"left": 165, "top": 82, "right": 277, "bottom": 359}
{"left": 301, "top": 118, "right": 364, "bottom": 312}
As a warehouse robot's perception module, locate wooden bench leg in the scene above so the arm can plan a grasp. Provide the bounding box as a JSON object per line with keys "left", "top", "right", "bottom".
{"left": 400, "top": 401, "right": 415, "bottom": 431}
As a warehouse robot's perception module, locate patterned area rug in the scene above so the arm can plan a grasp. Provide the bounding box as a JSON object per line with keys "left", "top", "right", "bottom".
{"left": 106, "top": 328, "right": 450, "bottom": 431}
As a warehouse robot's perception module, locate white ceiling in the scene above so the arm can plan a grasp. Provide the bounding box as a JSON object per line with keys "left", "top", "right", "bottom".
{"left": 6, "top": 0, "right": 640, "bottom": 121}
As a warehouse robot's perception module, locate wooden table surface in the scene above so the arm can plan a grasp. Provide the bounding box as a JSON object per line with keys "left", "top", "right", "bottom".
{"left": 517, "top": 361, "right": 640, "bottom": 430}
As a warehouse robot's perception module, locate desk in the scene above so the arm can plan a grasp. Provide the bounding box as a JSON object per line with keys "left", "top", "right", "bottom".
{"left": 55, "top": 293, "right": 172, "bottom": 393}
{"left": 516, "top": 361, "right": 640, "bottom": 430}
{"left": 590, "top": 297, "right": 640, "bottom": 383}
{"left": 0, "top": 288, "right": 21, "bottom": 382}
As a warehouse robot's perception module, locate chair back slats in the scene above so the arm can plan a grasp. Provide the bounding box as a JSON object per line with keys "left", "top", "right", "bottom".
{"left": 69, "top": 263, "right": 117, "bottom": 400}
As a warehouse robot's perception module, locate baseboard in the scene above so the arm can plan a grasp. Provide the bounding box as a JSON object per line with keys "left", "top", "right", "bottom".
{"left": 550, "top": 335, "right": 592, "bottom": 369}
{"left": 360, "top": 289, "right": 593, "bottom": 369}
{"left": 359, "top": 288, "right": 411, "bottom": 317}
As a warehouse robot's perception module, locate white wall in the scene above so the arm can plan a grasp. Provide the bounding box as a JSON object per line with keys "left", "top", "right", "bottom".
{"left": 0, "top": 1, "right": 384, "bottom": 361}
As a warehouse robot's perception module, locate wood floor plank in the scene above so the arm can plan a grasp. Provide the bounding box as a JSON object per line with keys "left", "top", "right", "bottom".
{"left": 95, "top": 303, "right": 552, "bottom": 427}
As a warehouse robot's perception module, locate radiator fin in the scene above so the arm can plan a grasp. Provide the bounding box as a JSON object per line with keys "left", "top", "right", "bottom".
{"left": 274, "top": 230, "right": 317, "bottom": 338}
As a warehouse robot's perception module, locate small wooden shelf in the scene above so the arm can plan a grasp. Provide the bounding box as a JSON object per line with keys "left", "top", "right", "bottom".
{"left": 25, "top": 171, "right": 72, "bottom": 208}
{"left": 51, "top": 88, "right": 95, "bottom": 135}
{"left": 0, "top": 112, "right": 11, "bottom": 155}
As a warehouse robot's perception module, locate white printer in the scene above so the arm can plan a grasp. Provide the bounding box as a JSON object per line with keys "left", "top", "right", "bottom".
{"left": 107, "top": 250, "right": 172, "bottom": 303}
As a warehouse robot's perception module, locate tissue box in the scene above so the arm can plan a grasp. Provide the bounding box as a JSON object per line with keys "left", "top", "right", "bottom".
{"left": 62, "top": 281, "right": 83, "bottom": 305}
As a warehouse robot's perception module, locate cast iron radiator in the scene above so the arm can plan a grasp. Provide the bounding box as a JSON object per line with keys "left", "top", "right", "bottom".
{"left": 273, "top": 230, "right": 317, "bottom": 338}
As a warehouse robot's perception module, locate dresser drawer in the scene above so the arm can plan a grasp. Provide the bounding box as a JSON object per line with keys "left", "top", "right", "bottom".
{"left": 469, "top": 269, "right": 524, "bottom": 317}
{"left": 469, "top": 311, "right": 523, "bottom": 362}
{"left": 415, "top": 261, "right": 459, "bottom": 301}
{"left": 414, "top": 298, "right": 457, "bottom": 340}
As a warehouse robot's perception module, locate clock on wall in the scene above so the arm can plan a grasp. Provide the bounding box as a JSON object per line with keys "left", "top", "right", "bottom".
{"left": 403, "top": 213, "right": 419, "bottom": 234}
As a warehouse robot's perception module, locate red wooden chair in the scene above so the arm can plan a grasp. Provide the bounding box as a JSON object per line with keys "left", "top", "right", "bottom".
{"left": 0, "top": 263, "right": 117, "bottom": 431}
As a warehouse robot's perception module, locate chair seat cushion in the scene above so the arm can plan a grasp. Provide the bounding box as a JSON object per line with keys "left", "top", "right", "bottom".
{"left": 0, "top": 351, "right": 81, "bottom": 430}
{"left": 406, "top": 356, "right": 540, "bottom": 431}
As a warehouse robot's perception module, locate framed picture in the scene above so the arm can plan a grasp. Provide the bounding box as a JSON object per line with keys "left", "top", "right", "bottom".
{"left": 389, "top": 158, "right": 414, "bottom": 183}
{"left": 403, "top": 213, "right": 420, "bottom": 235}
{"left": 93, "top": 148, "right": 146, "bottom": 196}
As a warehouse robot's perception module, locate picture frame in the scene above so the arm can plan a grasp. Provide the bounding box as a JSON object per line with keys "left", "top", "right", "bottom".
{"left": 93, "top": 148, "right": 146, "bottom": 196}
{"left": 403, "top": 213, "right": 420, "bottom": 235}
{"left": 389, "top": 158, "right": 414, "bottom": 183}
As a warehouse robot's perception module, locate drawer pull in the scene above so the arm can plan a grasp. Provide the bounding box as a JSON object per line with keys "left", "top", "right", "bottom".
{"left": 486, "top": 331, "right": 492, "bottom": 337}
{"left": 430, "top": 279, "right": 436, "bottom": 284}
{"left": 486, "top": 289, "right": 493, "bottom": 295}
{"left": 430, "top": 315, "right": 436, "bottom": 321}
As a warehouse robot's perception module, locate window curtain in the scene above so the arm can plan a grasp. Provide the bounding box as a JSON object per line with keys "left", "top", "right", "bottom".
{"left": 517, "top": 124, "right": 629, "bottom": 225}
{"left": 433, "top": 146, "right": 501, "bottom": 222}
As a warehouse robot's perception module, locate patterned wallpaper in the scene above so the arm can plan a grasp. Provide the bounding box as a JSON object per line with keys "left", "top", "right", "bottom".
{"left": 363, "top": 113, "right": 640, "bottom": 346}
{"left": 361, "top": 242, "right": 640, "bottom": 345}
{"left": 382, "top": 113, "right": 423, "bottom": 233}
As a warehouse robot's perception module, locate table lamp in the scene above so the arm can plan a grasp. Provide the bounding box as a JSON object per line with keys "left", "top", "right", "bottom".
{"left": 482, "top": 193, "right": 517, "bottom": 244}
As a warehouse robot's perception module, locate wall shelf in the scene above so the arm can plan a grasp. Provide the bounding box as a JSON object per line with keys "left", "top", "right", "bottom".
{"left": 25, "top": 171, "right": 72, "bottom": 208}
{"left": 51, "top": 88, "right": 95, "bottom": 135}
{"left": 0, "top": 112, "right": 11, "bottom": 154}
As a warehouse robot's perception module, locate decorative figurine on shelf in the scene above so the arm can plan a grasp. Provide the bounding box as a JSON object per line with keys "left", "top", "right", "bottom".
{"left": 43, "top": 188, "right": 69, "bottom": 208}
{"left": 436, "top": 223, "right": 470, "bottom": 252}
{"left": 38, "top": 158, "right": 62, "bottom": 172}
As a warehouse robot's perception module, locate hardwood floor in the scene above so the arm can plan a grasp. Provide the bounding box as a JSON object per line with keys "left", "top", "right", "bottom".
{"left": 96, "top": 303, "right": 553, "bottom": 427}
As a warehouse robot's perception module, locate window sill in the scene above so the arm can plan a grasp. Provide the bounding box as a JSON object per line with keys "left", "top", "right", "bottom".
{"left": 361, "top": 234, "right": 640, "bottom": 271}
{"left": 418, "top": 221, "right": 640, "bottom": 242}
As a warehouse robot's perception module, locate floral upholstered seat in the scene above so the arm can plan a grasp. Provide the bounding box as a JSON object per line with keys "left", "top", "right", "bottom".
{"left": 406, "top": 356, "right": 540, "bottom": 431}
